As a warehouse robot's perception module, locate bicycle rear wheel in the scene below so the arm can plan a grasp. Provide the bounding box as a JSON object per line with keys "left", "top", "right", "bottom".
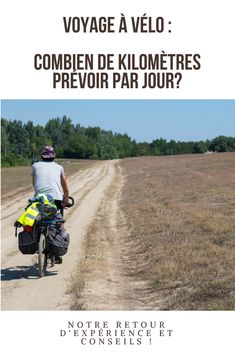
{"left": 38, "top": 234, "right": 47, "bottom": 277}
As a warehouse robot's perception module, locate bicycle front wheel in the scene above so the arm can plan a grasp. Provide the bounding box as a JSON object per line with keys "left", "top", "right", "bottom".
{"left": 38, "top": 234, "right": 47, "bottom": 277}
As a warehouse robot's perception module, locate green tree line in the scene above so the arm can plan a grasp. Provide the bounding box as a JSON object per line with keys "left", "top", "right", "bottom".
{"left": 1, "top": 116, "right": 235, "bottom": 167}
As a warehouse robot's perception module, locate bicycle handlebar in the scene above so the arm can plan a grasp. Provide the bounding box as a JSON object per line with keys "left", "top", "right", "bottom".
{"left": 64, "top": 196, "right": 75, "bottom": 208}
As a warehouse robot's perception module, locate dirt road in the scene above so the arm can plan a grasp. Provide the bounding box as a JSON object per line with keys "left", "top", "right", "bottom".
{"left": 1, "top": 160, "right": 121, "bottom": 310}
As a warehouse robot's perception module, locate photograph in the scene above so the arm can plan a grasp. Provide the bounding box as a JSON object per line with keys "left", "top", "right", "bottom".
{"left": 1, "top": 99, "right": 234, "bottom": 311}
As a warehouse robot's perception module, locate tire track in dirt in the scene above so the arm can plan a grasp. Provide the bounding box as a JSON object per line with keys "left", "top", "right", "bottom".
{"left": 69, "top": 163, "right": 151, "bottom": 310}
{"left": 69, "top": 162, "right": 168, "bottom": 310}
{"left": 1, "top": 160, "right": 118, "bottom": 310}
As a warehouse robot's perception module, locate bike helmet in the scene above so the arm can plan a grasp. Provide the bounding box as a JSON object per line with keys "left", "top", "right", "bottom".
{"left": 41, "top": 145, "right": 55, "bottom": 159}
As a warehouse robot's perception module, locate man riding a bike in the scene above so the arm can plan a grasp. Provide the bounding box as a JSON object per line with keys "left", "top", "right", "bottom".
{"left": 31, "top": 145, "right": 70, "bottom": 263}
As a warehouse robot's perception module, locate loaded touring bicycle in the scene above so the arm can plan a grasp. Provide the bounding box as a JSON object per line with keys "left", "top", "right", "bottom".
{"left": 14, "top": 194, "right": 74, "bottom": 277}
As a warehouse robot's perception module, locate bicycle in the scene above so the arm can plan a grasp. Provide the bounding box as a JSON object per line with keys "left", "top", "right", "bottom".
{"left": 35, "top": 196, "right": 74, "bottom": 277}
{"left": 15, "top": 196, "right": 74, "bottom": 278}
{"left": 35, "top": 219, "right": 60, "bottom": 277}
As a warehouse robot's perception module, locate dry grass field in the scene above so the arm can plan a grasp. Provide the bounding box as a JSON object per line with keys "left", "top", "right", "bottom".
{"left": 120, "top": 153, "right": 235, "bottom": 310}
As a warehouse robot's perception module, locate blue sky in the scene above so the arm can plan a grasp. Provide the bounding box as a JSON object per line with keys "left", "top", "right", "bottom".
{"left": 1, "top": 100, "right": 235, "bottom": 142}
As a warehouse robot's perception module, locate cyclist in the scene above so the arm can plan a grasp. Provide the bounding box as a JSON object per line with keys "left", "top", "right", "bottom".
{"left": 32, "top": 145, "right": 69, "bottom": 216}
{"left": 31, "top": 145, "right": 69, "bottom": 263}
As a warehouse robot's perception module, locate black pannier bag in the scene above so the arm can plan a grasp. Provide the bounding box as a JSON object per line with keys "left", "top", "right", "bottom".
{"left": 47, "top": 224, "right": 70, "bottom": 257}
{"left": 18, "top": 229, "right": 37, "bottom": 254}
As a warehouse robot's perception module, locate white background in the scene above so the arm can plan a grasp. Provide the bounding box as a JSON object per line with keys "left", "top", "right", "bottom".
{"left": 0, "top": 311, "right": 234, "bottom": 353}
{"left": 0, "top": 0, "right": 235, "bottom": 98}
{"left": 0, "top": 0, "right": 234, "bottom": 352}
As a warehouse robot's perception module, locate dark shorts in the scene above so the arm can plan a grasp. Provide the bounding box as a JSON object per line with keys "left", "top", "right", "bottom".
{"left": 54, "top": 200, "right": 64, "bottom": 216}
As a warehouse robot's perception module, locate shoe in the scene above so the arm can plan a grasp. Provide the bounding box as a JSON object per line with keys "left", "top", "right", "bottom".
{"left": 55, "top": 256, "right": 63, "bottom": 264}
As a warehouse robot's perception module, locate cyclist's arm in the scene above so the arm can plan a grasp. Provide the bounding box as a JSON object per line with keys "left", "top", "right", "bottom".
{"left": 32, "top": 165, "right": 35, "bottom": 188}
{"left": 61, "top": 172, "right": 69, "bottom": 205}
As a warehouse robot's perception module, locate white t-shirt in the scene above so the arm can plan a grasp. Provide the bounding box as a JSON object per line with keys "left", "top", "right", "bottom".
{"left": 32, "top": 161, "right": 64, "bottom": 200}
